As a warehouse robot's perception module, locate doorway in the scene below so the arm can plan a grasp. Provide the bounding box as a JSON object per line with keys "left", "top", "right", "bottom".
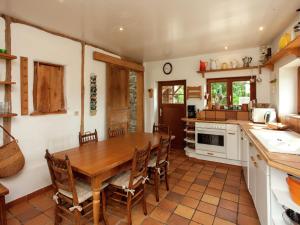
{"left": 158, "top": 80, "right": 186, "bottom": 149}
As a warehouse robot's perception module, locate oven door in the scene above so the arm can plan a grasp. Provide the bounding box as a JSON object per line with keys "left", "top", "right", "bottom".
{"left": 196, "top": 128, "right": 226, "bottom": 153}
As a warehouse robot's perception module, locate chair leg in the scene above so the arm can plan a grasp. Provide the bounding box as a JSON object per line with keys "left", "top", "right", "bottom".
{"left": 142, "top": 184, "right": 148, "bottom": 216}
{"left": 74, "top": 209, "right": 81, "bottom": 225}
{"left": 54, "top": 205, "right": 61, "bottom": 225}
{"left": 127, "top": 194, "right": 133, "bottom": 225}
{"left": 154, "top": 169, "right": 160, "bottom": 202}
{"left": 165, "top": 165, "right": 169, "bottom": 191}
{"left": 101, "top": 191, "right": 108, "bottom": 225}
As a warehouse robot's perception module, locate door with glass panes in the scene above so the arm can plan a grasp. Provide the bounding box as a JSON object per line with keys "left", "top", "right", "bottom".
{"left": 158, "top": 80, "right": 186, "bottom": 149}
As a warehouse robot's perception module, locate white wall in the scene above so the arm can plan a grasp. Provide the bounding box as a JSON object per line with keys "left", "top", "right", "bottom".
{"left": 144, "top": 48, "right": 271, "bottom": 132}
{"left": 0, "top": 19, "right": 119, "bottom": 202}
{"left": 278, "top": 66, "right": 298, "bottom": 116}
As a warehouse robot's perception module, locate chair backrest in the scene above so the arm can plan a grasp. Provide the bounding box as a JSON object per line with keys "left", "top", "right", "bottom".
{"left": 152, "top": 123, "right": 170, "bottom": 135}
{"left": 128, "top": 142, "right": 151, "bottom": 189}
{"left": 79, "top": 129, "right": 98, "bottom": 145}
{"left": 45, "top": 150, "right": 79, "bottom": 204}
{"left": 156, "top": 136, "right": 172, "bottom": 166}
{"left": 108, "top": 127, "right": 125, "bottom": 138}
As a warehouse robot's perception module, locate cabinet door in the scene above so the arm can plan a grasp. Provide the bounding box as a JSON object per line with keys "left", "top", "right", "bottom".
{"left": 226, "top": 131, "right": 239, "bottom": 160}
{"left": 248, "top": 142, "right": 256, "bottom": 201}
{"left": 255, "top": 153, "right": 270, "bottom": 225}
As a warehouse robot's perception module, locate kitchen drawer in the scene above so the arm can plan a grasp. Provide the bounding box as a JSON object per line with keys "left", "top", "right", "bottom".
{"left": 226, "top": 124, "right": 239, "bottom": 132}
{"left": 196, "top": 149, "right": 227, "bottom": 158}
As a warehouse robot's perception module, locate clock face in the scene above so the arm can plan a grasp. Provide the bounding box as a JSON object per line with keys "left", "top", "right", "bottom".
{"left": 163, "top": 62, "right": 172, "bottom": 75}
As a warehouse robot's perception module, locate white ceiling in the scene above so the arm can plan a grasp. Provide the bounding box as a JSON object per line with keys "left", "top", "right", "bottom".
{"left": 0, "top": 0, "right": 299, "bottom": 62}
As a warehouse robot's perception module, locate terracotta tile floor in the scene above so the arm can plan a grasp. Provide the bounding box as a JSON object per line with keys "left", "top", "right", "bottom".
{"left": 6, "top": 149, "right": 260, "bottom": 225}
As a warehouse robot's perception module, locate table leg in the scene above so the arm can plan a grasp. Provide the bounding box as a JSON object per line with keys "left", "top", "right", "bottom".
{"left": 92, "top": 178, "right": 101, "bottom": 225}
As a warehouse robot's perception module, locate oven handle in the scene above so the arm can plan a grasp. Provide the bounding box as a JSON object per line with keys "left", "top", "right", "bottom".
{"left": 196, "top": 129, "right": 226, "bottom": 135}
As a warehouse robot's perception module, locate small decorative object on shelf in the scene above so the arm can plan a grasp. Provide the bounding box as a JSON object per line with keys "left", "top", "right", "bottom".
{"left": 294, "top": 9, "right": 300, "bottom": 38}
{"left": 259, "top": 45, "right": 272, "bottom": 65}
{"left": 0, "top": 49, "right": 6, "bottom": 53}
{"left": 0, "top": 102, "right": 11, "bottom": 114}
{"left": 242, "top": 56, "right": 252, "bottom": 67}
{"left": 279, "top": 33, "right": 291, "bottom": 50}
{"left": 209, "top": 59, "right": 219, "bottom": 70}
{"left": 199, "top": 60, "right": 208, "bottom": 72}
{"left": 90, "top": 73, "right": 97, "bottom": 116}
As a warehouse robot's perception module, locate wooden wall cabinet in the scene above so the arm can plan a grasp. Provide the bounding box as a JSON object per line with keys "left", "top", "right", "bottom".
{"left": 32, "top": 62, "right": 66, "bottom": 115}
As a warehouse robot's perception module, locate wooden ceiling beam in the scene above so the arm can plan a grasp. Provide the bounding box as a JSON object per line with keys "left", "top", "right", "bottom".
{"left": 93, "top": 51, "right": 144, "bottom": 72}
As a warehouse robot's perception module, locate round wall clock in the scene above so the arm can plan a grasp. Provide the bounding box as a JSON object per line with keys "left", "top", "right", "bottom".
{"left": 163, "top": 62, "right": 172, "bottom": 75}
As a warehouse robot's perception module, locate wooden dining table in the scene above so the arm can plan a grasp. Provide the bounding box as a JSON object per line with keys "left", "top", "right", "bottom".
{"left": 54, "top": 132, "right": 162, "bottom": 225}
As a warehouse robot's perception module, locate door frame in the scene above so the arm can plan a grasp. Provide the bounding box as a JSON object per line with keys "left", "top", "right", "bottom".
{"left": 157, "top": 80, "right": 187, "bottom": 124}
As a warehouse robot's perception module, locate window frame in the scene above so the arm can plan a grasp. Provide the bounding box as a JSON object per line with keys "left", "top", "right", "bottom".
{"left": 207, "top": 76, "right": 256, "bottom": 107}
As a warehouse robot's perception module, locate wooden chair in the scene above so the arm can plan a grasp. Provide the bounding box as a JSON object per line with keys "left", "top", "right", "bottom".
{"left": 152, "top": 123, "right": 170, "bottom": 135}
{"left": 45, "top": 150, "right": 107, "bottom": 225}
{"left": 79, "top": 129, "right": 98, "bottom": 145}
{"left": 108, "top": 127, "right": 125, "bottom": 138}
{"left": 108, "top": 143, "right": 151, "bottom": 225}
{"left": 148, "top": 136, "right": 171, "bottom": 202}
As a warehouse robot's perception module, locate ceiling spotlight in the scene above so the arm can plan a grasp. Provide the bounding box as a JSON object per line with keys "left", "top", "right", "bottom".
{"left": 119, "top": 27, "right": 124, "bottom": 31}
{"left": 224, "top": 46, "right": 228, "bottom": 50}
{"left": 259, "top": 26, "right": 264, "bottom": 31}
{"left": 58, "top": 0, "right": 64, "bottom": 3}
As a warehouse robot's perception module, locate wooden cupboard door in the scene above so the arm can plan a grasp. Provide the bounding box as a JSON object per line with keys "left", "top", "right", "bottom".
{"left": 107, "top": 64, "right": 129, "bottom": 131}
{"left": 49, "top": 66, "right": 64, "bottom": 112}
{"left": 36, "top": 63, "right": 51, "bottom": 113}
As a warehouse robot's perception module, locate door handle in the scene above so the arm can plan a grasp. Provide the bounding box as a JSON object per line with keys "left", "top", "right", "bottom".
{"left": 227, "top": 132, "right": 235, "bottom": 135}
{"left": 207, "top": 152, "right": 214, "bottom": 156}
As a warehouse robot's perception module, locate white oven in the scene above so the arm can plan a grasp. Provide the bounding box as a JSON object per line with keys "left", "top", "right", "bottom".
{"left": 195, "top": 122, "right": 226, "bottom": 154}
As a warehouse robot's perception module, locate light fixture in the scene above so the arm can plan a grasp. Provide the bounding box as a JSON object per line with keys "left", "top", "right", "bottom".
{"left": 119, "top": 27, "right": 124, "bottom": 31}
{"left": 224, "top": 46, "right": 228, "bottom": 50}
{"left": 58, "top": 0, "right": 64, "bottom": 3}
{"left": 259, "top": 26, "right": 264, "bottom": 31}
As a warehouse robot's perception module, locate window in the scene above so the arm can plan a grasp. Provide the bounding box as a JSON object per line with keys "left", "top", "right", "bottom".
{"left": 162, "top": 85, "right": 184, "bottom": 104}
{"left": 32, "top": 62, "right": 66, "bottom": 115}
{"left": 207, "top": 76, "right": 256, "bottom": 107}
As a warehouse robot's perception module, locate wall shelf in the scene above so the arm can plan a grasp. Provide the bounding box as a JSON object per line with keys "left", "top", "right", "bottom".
{"left": 0, "top": 113, "right": 17, "bottom": 118}
{"left": 0, "top": 53, "right": 17, "bottom": 60}
{"left": 197, "top": 66, "right": 259, "bottom": 78}
{"left": 263, "top": 36, "right": 300, "bottom": 71}
{"left": 0, "top": 81, "right": 16, "bottom": 85}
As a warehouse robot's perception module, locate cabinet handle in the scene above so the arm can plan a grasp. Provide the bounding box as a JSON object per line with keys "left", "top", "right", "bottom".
{"left": 241, "top": 137, "right": 244, "bottom": 140}
{"left": 207, "top": 152, "right": 214, "bottom": 156}
{"left": 257, "top": 154, "right": 262, "bottom": 160}
{"left": 253, "top": 161, "right": 257, "bottom": 167}
{"left": 227, "top": 132, "right": 235, "bottom": 135}
{"left": 250, "top": 156, "right": 255, "bottom": 161}
{"left": 249, "top": 142, "right": 253, "bottom": 147}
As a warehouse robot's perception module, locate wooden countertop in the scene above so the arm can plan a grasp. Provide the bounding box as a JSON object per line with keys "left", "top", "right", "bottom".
{"left": 182, "top": 118, "right": 300, "bottom": 177}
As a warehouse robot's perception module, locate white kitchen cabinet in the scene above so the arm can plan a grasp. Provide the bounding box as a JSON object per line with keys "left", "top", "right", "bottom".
{"left": 226, "top": 124, "right": 240, "bottom": 160}
{"left": 241, "top": 130, "right": 249, "bottom": 187}
{"left": 248, "top": 142, "right": 270, "bottom": 225}
{"left": 255, "top": 152, "right": 270, "bottom": 225}
{"left": 248, "top": 142, "right": 256, "bottom": 201}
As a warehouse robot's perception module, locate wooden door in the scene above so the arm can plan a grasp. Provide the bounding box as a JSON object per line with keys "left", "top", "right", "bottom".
{"left": 158, "top": 80, "right": 186, "bottom": 149}
{"left": 106, "top": 64, "right": 130, "bottom": 133}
